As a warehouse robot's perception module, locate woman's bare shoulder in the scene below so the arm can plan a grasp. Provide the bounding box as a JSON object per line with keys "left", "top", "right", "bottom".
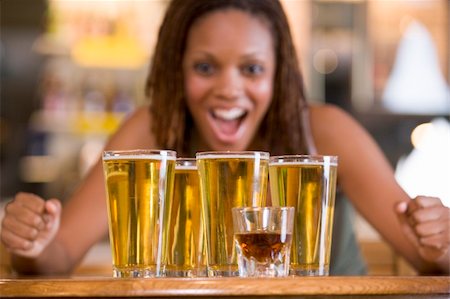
{"left": 309, "top": 104, "right": 352, "bottom": 128}
{"left": 309, "top": 104, "right": 384, "bottom": 158}
{"left": 309, "top": 104, "right": 360, "bottom": 153}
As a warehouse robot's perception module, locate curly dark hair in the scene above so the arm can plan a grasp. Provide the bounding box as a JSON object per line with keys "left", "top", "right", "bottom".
{"left": 146, "top": 0, "right": 310, "bottom": 156}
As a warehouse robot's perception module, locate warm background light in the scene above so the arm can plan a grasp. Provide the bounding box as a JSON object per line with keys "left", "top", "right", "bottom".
{"left": 313, "top": 49, "right": 339, "bottom": 75}
{"left": 410, "top": 122, "right": 433, "bottom": 149}
{"left": 396, "top": 118, "right": 450, "bottom": 208}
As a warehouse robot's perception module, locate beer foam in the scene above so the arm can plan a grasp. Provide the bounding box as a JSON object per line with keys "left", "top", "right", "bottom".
{"left": 269, "top": 161, "right": 337, "bottom": 167}
{"left": 196, "top": 153, "right": 269, "bottom": 160}
{"left": 175, "top": 165, "right": 197, "bottom": 170}
{"left": 103, "top": 154, "right": 176, "bottom": 161}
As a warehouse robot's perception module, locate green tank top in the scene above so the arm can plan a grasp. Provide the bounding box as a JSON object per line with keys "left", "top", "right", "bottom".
{"left": 329, "top": 193, "right": 367, "bottom": 275}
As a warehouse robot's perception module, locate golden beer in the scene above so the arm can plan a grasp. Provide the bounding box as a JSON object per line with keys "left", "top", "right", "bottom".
{"left": 103, "top": 150, "right": 176, "bottom": 278}
{"left": 165, "top": 158, "right": 206, "bottom": 277}
{"left": 197, "top": 151, "right": 269, "bottom": 277}
{"left": 269, "top": 155, "right": 337, "bottom": 276}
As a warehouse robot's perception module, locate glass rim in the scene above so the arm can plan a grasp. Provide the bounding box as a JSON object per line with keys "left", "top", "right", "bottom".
{"left": 269, "top": 155, "right": 338, "bottom": 164}
{"left": 103, "top": 149, "right": 177, "bottom": 160}
{"left": 176, "top": 157, "right": 197, "bottom": 168}
{"left": 196, "top": 151, "right": 269, "bottom": 159}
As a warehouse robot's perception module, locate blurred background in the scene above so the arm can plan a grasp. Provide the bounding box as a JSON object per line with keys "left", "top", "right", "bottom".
{"left": 0, "top": 0, "right": 449, "bottom": 276}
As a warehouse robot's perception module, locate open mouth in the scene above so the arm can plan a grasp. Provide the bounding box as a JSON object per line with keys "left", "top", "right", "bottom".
{"left": 209, "top": 107, "right": 248, "bottom": 140}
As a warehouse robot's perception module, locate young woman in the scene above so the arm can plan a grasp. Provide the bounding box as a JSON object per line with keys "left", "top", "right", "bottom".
{"left": 1, "top": 0, "right": 448, "bottom": 275}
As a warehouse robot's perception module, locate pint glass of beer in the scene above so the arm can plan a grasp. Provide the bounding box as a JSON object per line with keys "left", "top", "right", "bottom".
{"left": 269, "top": 155, "right": 338, "bottom": 276}
{"left": 165, "top": 158, "right": 206, "bottom": 277}
{"left": 197, "top": 151, "right": 269, "bottom": 277}
{"left": 102, "top": 149, "right": 176, "bottom": 278}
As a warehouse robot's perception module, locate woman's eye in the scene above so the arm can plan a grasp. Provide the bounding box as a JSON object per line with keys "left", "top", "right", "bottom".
{"left": 194, "top": 63, "right": 214, "bottom": 75}
{"left": 242, "top": 64, "right": 264, "bottom": 76}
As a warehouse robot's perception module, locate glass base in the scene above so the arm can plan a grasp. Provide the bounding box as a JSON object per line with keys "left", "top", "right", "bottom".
{"left": 207, "top": 266, "right": 239, "bottom": 277}
{"left": 165, "top": 268, "right": 207, "bottom": 278}
{"left": 113, "top": 266, "right": 161, "bottom": 278}
{"left": 237, "top": 254, "right": 290, "bottom": 277}
{"left": 290, "top": 266, "right": 329, "bottom": 276}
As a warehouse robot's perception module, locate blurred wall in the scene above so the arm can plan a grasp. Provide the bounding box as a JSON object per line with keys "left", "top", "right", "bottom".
{"left": 1, "top": 0, "right": 47, "bottom": 199}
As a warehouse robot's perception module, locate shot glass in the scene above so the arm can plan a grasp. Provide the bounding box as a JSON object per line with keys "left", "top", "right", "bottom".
{"left": 102, "top": 149, "right": 176, "bottom": 278}
{"left": 269, "top": 155, "right": 338, "bottom": 276}
{"left": 164, "top": 158, "right": 206, "bottom": 277}
{"left": 232, "top": 207, "right": 295, "bottom": 277}
{"left": 197, "top": 151, "right": 269, "bottom": 277}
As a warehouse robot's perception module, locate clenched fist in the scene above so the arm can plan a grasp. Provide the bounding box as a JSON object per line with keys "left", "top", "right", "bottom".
{"left": 396, "top": 196, "right": 450, "bottom": 263}
{"left": 1, "top": 192, "right": 61, "bottom": 258}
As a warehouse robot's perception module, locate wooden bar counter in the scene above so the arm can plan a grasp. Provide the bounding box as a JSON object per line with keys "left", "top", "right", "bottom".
{"left": 1, "top": 276, "right": 449, "bottom": 298}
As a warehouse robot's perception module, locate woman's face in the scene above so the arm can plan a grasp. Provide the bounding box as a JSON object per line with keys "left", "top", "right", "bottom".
{"left": 183, "top": 9, "right": 275, "bottom": 151}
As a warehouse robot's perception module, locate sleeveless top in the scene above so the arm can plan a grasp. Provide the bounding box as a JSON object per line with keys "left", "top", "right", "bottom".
{"left": 329, "top": 194, "right": 367, "bottom": 275}
{"left": 301, "top": 107, "right": 367, "bottom": 275}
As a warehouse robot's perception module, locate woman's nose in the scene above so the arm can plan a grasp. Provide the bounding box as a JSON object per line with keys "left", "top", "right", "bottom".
{"left": 214, "top": 68, "right": 243, "bottom": 100}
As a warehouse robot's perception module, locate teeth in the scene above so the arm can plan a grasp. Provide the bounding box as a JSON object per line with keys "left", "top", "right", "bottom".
{"left": 213, "top": 107, "right": 246, "bottom": 120}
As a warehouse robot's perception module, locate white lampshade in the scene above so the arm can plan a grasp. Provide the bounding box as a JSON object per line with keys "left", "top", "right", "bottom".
{"left": 382, "top": 21, "right": 450, "bottom": 114}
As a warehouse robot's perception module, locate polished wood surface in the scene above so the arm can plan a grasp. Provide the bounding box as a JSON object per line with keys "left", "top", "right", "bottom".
{"left": 0, "top": 276, "right": 449, "bottom": 298}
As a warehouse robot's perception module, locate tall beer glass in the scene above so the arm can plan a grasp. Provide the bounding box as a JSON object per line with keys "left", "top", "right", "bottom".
{"left": 165, "top": 158, "right": 206, "bottom": 277}
{"left": 269, "top": 155, "right": 337, "bottom": 276}
{"left": 103, "top": 149, "right": 176, "bottom": 278}
{"left": 197, "top": 151, "right": 269, "bottom": 277}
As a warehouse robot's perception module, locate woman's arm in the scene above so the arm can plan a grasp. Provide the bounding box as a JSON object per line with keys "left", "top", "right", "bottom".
{"left": 310, "top": 104, "right": 449, "bottom": 274}
{"left": 8, "top": 106, "right": 155, "bottom": 275}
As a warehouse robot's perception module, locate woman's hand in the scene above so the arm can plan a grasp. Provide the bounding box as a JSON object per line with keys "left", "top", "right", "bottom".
{"left": 396, "top": 196, "right": 449, "bottom": 264}
{"left": 1, "top": 192, "right": 61, "bottom": 258}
